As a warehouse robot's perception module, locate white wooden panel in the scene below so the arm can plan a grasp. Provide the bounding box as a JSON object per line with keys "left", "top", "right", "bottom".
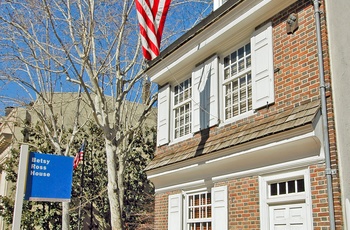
{"left": 270, "top": 204, "right": 306, "bottom": 230}
{"left": 157, "top": 84, "right": 170, "bottom": 146}
{"left": 251, "top": 22, "right": 274, "bottom": 109}
{"left": 212, "top": 186, "right": 228, "bottom": 230}
{"left": 168, "top": 194, "right": 183, "bottom": 230}
{"left": 192, "top": 55, "right": 219, "bottom": 133}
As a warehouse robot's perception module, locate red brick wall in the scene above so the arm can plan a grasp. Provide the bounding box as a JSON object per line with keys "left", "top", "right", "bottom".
{"left": 217, "top": 177, "right": 260, "bottom": 230}
{"left": 151, "top": 0, "right": 342, "bottom": 229}
{"left": 154, "top": 191, "right": 182, "bottom": 230}
{"left": 153, "top": 164, "right": 338, "bottom": 230}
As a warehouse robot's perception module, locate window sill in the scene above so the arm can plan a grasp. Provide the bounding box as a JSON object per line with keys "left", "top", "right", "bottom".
{"left": 219, "top": 110, "right": 255, "bottom": 128}
{"left": 169, "top": 133, "right": 194, "bottom": 146}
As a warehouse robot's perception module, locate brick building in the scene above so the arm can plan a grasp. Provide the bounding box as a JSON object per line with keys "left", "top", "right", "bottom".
{"left": 144, "top": 0, "right": 345, "bottom": 229}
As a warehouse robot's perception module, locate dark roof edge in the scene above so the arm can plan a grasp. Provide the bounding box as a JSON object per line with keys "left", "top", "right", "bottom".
{"left": 145, "top": 0, "right": 245, "bottom": 72}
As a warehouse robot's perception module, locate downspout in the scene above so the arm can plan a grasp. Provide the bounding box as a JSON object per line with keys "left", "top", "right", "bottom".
{"left": 311, "top": 0, "right": 336, "bottom": 229}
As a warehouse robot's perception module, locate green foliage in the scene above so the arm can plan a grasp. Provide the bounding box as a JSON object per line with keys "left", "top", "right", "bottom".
{"left": 70, "top": 123, "right": 156, "bottom": 230}
{"left": 124, "top": 127, "right": 156, "bottom": 230}
{"left": 0, "top": 120, "right": 156, "bottom": 229}
{"left": 70, "top": 122, "right": 111, "bottom": 229}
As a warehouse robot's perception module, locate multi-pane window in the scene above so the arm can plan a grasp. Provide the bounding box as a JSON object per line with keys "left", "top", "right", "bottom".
{"left": 187, "top": 192, "right": 212, "bottom": 230}
{"left": 269, "top": 178, "right": 305, "bottom": 197}
{"left": 223, "top": 43, "right": 252, "bottom": 120}
{"left": 174, "top": 78, "right": 192, "bottom": 139}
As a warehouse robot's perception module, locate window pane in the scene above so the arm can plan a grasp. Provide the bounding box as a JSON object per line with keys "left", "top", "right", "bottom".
{"left": 233, "top": 91, "right": 238, "bottom": 104}
{"left": 238, "top": 47, "right": 244, "bottom": 59}
{"left": 279, "top": 182, "right": 286, "bottom": 195}
{"left": 247, "top": 73, "right": 252, "bottom": 84}
{"left": 233, "top": 104, "right": 239, "bottom": 116}
{"left": 240, "top": 101, "right": 246, "bottom": 113}
{"left": 238, "top": 59, "right": 245, "bottom": 72}
{"left": 297, "top": 179, "right": 305, "bottom": 192}
{"left": 233, "top": 79, "right": 238, "bottom": 91}
{"left": 288, "top": 180, "right": 296, "bottom": 193}
{"left": 225, "top": 108, "right": 231, "bottom": 119}
{"left": 231, "top": 64, "right": 237, "bottom": 76}
{"left": 271, "top": 183, "right": 277, "bottom": 196}
{"left": 245, "top": 43, "right": 251, "bottom": 55}
{"left": 231, "top": 51, "right": 237, "bottom": 63}
{"left": 224, "top": 56, "right": 230, "bottom": 67}
{"left": 224, "top": 68, "right": 230, "bottom": 79}
{"left": 246, "top": 56, "right": 251, "bottom": 68}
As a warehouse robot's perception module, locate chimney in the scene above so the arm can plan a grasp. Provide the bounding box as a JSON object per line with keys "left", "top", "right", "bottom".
{"left": 5, "top": 107, "right": 14, "bottom": 116}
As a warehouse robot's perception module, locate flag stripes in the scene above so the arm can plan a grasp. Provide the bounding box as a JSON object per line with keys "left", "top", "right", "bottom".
{"left": 73, "top": 140, "right": 86, "bottom": 170}
{"left": 136, "top": 0, "right": 171, "bottom": 60}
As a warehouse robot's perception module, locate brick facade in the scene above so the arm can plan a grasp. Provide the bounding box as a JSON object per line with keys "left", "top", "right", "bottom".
{"left": 154, "top": 163, "right": 341, "bottom": 229}
{"left": 149, "top": 0, "right": 342, "bottom": 229}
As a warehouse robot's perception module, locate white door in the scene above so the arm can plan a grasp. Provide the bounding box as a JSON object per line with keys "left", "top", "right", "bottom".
{"left": 269, "top": 203, "right": 307, "bottom": 230}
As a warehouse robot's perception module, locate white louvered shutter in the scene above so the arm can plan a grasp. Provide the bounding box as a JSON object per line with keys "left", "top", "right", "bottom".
{"left": 251, "top": 22, "right": 274, "bottom": 109}
{"left": 157, "top": 84, "right": 170, "bottom": 146}
{"left": 192, "top": 55, "right": 219, "bottom": 133}
{"left": 192, "top": 63, "right": 203, "bottom": 133}
{"left": 168, "top": 194, "right": 183, "bottom": 230}
{"left": 212, "top": 186, "right": 228, "bottom": 230}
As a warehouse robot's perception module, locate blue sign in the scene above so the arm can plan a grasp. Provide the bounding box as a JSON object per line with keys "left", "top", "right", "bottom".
{"left": 24, "top": 152, "right": 74, "bottom": 202}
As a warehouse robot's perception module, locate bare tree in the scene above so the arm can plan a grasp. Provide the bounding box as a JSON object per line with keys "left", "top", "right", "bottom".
{"left": 0, "top": 0, "right": 211, "bottom": 229}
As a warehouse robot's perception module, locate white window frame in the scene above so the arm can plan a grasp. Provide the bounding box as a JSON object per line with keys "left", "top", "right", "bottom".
{"left": 171, "top": 77, "right": 193, "bottom": 143}
{"left": 259, "top": 168, "right": 313, "bottom": 230}
{"left": 219, "top": 22, "right": 274, "bottom": 126}
{"left": 168, "top": 186, "right": 227, "bottom": 230}
{"left": 220, "top": 40, "right": 255, "bottom": 125}
{"left": 185, "top": 189, "right": 212, "bottom": 230}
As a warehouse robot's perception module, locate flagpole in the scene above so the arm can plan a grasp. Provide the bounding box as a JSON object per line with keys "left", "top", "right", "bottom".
{"left": 90, "top": 148, "right": 94, "bottom": 229}
{"left": 77, "top": 139, "right": 87, "bottom": 230}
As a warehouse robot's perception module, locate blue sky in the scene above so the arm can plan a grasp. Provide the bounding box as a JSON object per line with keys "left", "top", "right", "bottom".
{"left": 0, "top": 0, "right": 212, "bottom": 117}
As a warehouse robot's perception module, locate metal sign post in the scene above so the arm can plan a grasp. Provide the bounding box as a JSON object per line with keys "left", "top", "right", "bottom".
{"left": 12, "top": 145, "right": 29, "bottom": 230}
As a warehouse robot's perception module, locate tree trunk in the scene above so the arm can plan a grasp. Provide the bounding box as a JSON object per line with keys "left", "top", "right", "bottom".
{"left": 105, "top": 138, "right": 124, "bottom": 230}
{"left": 62, "top": 202, "right": 70, "bottom": 230}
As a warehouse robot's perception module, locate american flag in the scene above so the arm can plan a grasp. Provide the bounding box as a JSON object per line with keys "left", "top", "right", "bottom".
{"left": 136, "top": 0, "right": 171, "bottom": 60}
{"left": 73, "top": 140, "right": 86, "bottom": 170}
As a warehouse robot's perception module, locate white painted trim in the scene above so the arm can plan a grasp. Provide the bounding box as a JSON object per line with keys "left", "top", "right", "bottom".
{"left": 212, "top": 155, "right": 323, "bottom": 182}
{"left": 259, "top": 168, "right": 313, "bottom": 230}
{"left": 149, "top": 128, "right": 323, "bottom": 190}
{"left": 207, "top": 131, "right": 316, "bottom": 164}
{"left": 155, "top": 179, "right": 206, "bottom": 194}
{"left": 148, "top": 164, "right": 199, "bottom": 179}
{"left": 148, "top": 125, "right": 315, "bottom": 177}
